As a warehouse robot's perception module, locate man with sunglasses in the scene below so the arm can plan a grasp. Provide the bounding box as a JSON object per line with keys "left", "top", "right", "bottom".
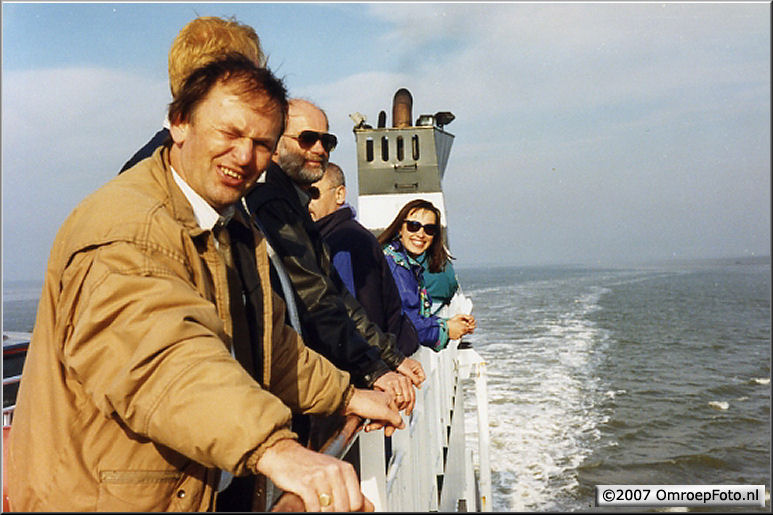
{"left": 243, "top": 99, "right": 425, "bottom": 416}
{"left": 309, "top": 163, "right": 421, "bottom": 358}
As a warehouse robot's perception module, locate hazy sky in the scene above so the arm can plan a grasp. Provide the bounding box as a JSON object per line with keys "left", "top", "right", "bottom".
{"left": 2, "top": 2, "right": 770, "bottom": 281}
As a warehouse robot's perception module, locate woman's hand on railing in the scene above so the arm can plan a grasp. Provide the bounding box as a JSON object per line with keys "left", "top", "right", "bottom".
{"left": 447, "top": 314, "right": 477, "bottom": 340}
{"left": 397, "top": 356, "right": 426, "bottom": 388}
{"left": 255, "top": 438, "right": 372, "bottom": 511}
{"left": 343, "top": 388, "right": 405, "bottom": 437}
{"left": 372, "top": 371, "right": 416, "bottom": 415}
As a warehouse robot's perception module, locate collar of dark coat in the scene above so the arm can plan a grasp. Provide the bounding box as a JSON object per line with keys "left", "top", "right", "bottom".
{"left": 267, "top": 162, "right": 310, "bottom": 207}
{"left": 315, "top": 205, "right": 354, "bottom": 238}
{"left": 244, "top": 161, "right": 308, "bottom": 217}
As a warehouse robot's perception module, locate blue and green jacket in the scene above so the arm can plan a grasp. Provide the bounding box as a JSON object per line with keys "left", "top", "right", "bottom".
{"left": 383, "top": 240, "right": 450, "bottom": 351}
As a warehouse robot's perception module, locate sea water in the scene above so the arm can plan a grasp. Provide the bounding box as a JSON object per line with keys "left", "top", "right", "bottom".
{"left": 2, "top": 280, "right": 42, "bottom": 333}
{"left": 4, "top": 261, "right": 771, "bottom": 511}
{"left": 458, "top": 261, "right": 771, "bottom": 511}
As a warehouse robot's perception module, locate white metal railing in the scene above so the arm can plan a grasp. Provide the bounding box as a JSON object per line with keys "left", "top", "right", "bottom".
{"left": 3, "top": 375, "right": 22, "bottom": 427}
{"left": 2, "top": 408, "right": 15, "bottom": 428}
{"left": 270, "top": 329, "right": 491, "bottom": 512}
{"left": 457, "top": 344, "right": 492, "bottom": 511}
{"left": 355, "top": 337, "right": 490, "bottom": 512}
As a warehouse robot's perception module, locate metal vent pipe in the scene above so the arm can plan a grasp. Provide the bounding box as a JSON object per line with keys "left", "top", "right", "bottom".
{"left": 392, "top": 88, "right": 413, "bottom": 128}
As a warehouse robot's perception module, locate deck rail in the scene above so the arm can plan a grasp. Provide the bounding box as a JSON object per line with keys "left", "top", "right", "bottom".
{"left": 265, "top": 333, "right": 491, "bottom": 512}
{"left": 3, "top": 376, "right": 22, "bottom": 427}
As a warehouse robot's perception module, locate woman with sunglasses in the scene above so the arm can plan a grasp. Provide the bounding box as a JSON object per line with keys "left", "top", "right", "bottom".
{"left": 378, "top": 199, "right": 476, "bottom": 351}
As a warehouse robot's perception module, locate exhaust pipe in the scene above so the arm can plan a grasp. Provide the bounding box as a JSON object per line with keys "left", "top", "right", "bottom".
{"left": 392, "top": 88, "right": 413, "bottom": 128}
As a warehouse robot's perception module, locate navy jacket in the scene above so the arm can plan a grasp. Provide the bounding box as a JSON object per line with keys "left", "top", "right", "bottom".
{"left": 119, "top": 128, "right": 170, "bottom": 173}
{"left": 316, "top": 206, "right": 420, "bottom": 357}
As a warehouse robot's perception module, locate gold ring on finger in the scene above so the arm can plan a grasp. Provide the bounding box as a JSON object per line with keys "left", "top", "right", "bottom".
{"left": 319, "top": 492, "right": 332, "bottom": 507}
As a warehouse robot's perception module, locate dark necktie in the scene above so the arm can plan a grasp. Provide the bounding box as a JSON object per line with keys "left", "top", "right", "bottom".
{"left": 212, "top": 220, "right": 266, "bottom": 512}
{"left": 213, "top": 220, "right": 264, "bottom": 382}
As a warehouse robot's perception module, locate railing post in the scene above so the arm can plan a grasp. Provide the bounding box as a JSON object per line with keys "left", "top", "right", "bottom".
{"left": 457, "top": 347, "right": 492, "bottom": 512}
{"left": 358, "top": 429, "right": 387, "bottom": 511}
{"left": 474, "top": 359, "right": 492, "bottom": 512}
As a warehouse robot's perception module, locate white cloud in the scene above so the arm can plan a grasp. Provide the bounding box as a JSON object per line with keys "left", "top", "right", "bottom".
{"left": 3, "top": 67, "right": 168, "bottom": 174}
{"left": 2, "top": 67, "right": 168, "bottom": 280}
{"left": 363, "top": 2, "right": 769, "bottom": 121}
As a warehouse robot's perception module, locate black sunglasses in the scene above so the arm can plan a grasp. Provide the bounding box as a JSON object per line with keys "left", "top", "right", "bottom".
{"left": 404, "top": 220, "right": 439, "bottom": 236}
{"left": 307, "top": 186, "right": 321, "bottom": 199}
{"left": 284, "top": 130, "right": 338, "bottom": 152}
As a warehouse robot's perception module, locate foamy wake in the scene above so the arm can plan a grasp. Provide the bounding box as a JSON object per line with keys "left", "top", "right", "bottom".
{"left": 751, "top": 377, "right": 770, "bottom": 385}
{"left": 708, "top": 401, "right": 729, "bottom": 410}
{"left": 605, "top": 389, "right": 627, "bottom": 400}
{"left": 464, "top": 281, "right": 611, "bottom": 511}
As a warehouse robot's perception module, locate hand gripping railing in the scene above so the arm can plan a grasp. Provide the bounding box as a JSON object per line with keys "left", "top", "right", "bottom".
{"left": 258, "top": 414, "right": 366, "bottom": 511}
{"left": 262, "top": 336, "right": 492, "bottom": 512}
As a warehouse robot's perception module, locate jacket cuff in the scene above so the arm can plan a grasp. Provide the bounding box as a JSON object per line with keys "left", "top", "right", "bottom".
{"left": 338, "top": 384, "right": 356, "bottom": 415}
{"left": 246, "top": 429, "right": 299, "bottom": 474}
{"left": 432, "top": 318, "right": 450, "bottom": 352}
{"left": 380, "top": 340, "right": 406, "bottom": 370}
{"left": 357, "top": 359, "right": 391, "bottom": 388}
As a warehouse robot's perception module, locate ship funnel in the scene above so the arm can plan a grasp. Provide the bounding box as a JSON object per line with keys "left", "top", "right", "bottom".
{"left": 353, "top": 89, "right": 455, "bottom": 235}
{"left": 392, "top": 88, "right": 413, "bottom": 128}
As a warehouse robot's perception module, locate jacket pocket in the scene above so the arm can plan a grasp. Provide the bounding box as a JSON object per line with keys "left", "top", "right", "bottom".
{"left": 97, "top": 469, "right": 183, "bottom": 511}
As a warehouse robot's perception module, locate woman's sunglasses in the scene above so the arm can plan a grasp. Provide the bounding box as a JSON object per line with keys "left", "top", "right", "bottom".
{"left": 404, "top": 220, "right": 439, "bottom": 236}
{"left": 284, "top": 130, "right": 338, "bottom": 153}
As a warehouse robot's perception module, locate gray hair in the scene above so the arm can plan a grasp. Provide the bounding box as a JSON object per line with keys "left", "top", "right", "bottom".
{"left": 326, "top": 162, "right": 346, "bottom": 187}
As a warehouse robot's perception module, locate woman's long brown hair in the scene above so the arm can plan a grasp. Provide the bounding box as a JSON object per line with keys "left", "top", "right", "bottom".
{"left": 377, "top": 198, "right": 449, "bottom": 273}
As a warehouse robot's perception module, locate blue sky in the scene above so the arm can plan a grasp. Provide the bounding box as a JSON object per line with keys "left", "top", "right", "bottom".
{"left": 2, "top": 2, "right": 770, "bottom": 281}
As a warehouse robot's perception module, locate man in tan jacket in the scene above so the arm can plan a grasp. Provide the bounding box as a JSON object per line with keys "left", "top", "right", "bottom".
{"left": 7, "top": 54, "right": 401, "bottom": 512}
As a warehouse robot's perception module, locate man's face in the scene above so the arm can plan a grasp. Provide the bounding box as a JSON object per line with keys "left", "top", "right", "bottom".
{"left": 308, "top": 170, "right": 344, "bottom": 222}
{"left": 170, "top": 81, "right": 283, "bottom": 211}
{"left": 275, "top": 101, "right": 330, "bottom": 185}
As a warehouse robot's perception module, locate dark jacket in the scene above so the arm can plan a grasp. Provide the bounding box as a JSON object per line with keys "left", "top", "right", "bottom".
{"left": 244, "top": 163, "right": 405, "bottom": 387}
{"left": 316, "top": 206, "right": 420, "bottom": 357}
{"left": 383, "top": 240, "right": 450, "bottom": 352}
{"left": 119, "top": 128, "right": 171, "bottom": 173}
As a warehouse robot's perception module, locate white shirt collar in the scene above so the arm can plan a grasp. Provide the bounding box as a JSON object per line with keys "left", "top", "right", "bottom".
{"left": 170, "top": 166, "right": 234, "bottom": 231}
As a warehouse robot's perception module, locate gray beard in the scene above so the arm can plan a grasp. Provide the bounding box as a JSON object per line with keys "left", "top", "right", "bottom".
{"left": 277, "top": 151, "right": 324, "bottom": 185}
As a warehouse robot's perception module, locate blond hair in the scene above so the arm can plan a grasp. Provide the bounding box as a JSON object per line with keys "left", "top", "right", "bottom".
{"left": 168, "top": 16, "right": 265, "bottom": 98}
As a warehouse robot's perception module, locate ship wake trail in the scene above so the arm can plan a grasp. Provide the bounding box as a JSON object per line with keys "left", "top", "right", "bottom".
{"left": 465, "top": 275, "right": 613, "bottom": 511}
